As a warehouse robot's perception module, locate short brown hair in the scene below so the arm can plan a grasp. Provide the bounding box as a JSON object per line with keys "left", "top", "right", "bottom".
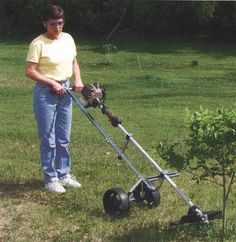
{"left": 42, "top": 5, "right": 64, "bottom": 21}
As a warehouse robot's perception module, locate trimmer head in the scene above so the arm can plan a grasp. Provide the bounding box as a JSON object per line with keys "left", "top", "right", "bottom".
{"left": 171, "top": 206, "right": 222, "bottom": 226}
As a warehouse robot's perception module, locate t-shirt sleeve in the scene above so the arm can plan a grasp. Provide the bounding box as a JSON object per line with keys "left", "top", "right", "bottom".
{"left": 26, "top": 42, "right": 41, "bottom": 63}
{"left": 70, "top": 35, "right": 77, "bottom": 58}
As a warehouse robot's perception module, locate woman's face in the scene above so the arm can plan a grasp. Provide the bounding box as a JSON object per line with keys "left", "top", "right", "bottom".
{"left": 44, "top": 18, "right": 64, "bottom": 39}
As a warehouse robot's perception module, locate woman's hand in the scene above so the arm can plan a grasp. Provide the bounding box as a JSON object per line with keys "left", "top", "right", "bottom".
{"left": 72, "top": 58, "right": 83, "bottom": 92}
{"left": 51, "top": 81, "right": 66, "bottom": 94}
{"left": 72, "top": 80, "right": 84, "bottom": 93}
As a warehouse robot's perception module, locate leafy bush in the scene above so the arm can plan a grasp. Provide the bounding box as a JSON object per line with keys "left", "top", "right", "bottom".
{"left": 102, "top": 43, "right": 117, "bottom": 65}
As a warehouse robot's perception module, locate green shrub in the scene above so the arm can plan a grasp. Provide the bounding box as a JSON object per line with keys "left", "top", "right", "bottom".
{"left": 158, "top": 106, "right": 236, "bottom": 240}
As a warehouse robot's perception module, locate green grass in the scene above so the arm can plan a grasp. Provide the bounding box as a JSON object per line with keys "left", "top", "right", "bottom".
{"left": 0, "top": 39, "right": 236, "bottom": 241}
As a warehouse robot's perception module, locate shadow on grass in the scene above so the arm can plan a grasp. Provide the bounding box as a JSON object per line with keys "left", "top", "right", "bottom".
{"left": 0, "top": 179, "right": 44, "bottom": 198}
{"left": 0, "top": 180, "right": 86, "bottom": 215}
{"left": 108, "top": 223, "right": 220, "bottom": 242}
{"left": 79, "top": 38, "right": 236, "bottom": 59}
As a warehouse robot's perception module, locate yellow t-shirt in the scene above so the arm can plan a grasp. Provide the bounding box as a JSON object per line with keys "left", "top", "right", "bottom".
{"left": 26, "top": 32, "right": 77, "bottom": 81}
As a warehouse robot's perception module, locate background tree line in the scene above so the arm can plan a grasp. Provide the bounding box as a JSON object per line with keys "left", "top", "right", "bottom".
{"left": 0, "top": 0, "right": 236, "bottom": 41}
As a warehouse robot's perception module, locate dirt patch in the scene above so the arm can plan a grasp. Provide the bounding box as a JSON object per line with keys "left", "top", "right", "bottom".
{"left": 0, "top": 204, "right": 12, "bottom": 241}
{"left": 0, "top": 201, "right": 39, "bottom": 241}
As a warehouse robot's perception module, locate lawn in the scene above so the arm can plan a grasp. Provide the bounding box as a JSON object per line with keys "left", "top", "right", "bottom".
{"left": 0, "top": 38, "right": 235, "bottom": 241}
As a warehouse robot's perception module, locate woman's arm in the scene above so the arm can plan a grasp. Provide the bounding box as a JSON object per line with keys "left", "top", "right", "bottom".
{"left": 72, "top": 58, "right": 84, "bottom": 92}
{"left": 25, "top": 61, "right": 66, "bottom": 94}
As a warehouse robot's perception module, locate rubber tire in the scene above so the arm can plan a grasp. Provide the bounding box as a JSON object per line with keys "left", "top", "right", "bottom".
{"left": 103, "top": 187, "right": 130, "bottom": 216}
{"left": 133, "top": 181, "right": 160, "bottom": 208}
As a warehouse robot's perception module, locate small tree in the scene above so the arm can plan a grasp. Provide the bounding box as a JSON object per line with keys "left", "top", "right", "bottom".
{"left": 158, "top": 106, "right": 236, "bottom": 240}
{"left": 102, "top": 43, "right": 117, "bottom": 65}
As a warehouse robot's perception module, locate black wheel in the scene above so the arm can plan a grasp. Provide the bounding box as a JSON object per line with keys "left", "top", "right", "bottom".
{"left": 103, "top": 187, "right": 130, "bottom": 216}
{"left": 133, "top": 181, "right": 160, "bottom": 208}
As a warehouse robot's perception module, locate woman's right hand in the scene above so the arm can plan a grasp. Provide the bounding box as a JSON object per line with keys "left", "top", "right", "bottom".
{"left": 51, "top": 81, "right": 66, "bottom": 95}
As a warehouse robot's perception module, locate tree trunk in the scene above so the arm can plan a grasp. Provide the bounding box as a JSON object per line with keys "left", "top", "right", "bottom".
{"left": 222, "top": 162, "right": 226, "bottom": 242}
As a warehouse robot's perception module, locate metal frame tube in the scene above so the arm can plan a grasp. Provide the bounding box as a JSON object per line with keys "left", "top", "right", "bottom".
{"left": 117, "top": 124, "right": 194, "bottom": 207}
{"left": 67, "top": 89, "right": 146, "bottom": 181}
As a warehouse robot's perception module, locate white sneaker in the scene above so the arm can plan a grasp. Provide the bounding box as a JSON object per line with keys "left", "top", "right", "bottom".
{"left": 60, "top": 174, "right": 81, "bottom": 188}
{"left": 45, "top": 177, "right": 66, "bottom": 194}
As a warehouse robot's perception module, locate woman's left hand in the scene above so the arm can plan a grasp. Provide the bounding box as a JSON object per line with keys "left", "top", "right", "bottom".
{"left": 72, "top": 80, "right": 84, "bottom": 93}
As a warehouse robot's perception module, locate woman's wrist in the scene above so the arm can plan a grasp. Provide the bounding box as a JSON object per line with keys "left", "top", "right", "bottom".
{"left": 48, "top": 78, "right": 57, "bottom": 86}
{"left": 74, "top": 79, "right": 83, "bottom": 86}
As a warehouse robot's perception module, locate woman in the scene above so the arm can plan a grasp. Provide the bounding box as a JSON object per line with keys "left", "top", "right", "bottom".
{"left": 25, "top": 4, "right": 84, "bottom": 193}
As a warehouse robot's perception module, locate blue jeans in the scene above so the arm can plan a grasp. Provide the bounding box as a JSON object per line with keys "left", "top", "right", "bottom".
{"left": 33, "top": 81, "right": 72, "bottom": 184}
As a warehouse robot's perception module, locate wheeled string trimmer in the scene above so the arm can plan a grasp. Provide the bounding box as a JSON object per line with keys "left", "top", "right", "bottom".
{"left": 66, "top": 83, "right": 222, "bottom": 225}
